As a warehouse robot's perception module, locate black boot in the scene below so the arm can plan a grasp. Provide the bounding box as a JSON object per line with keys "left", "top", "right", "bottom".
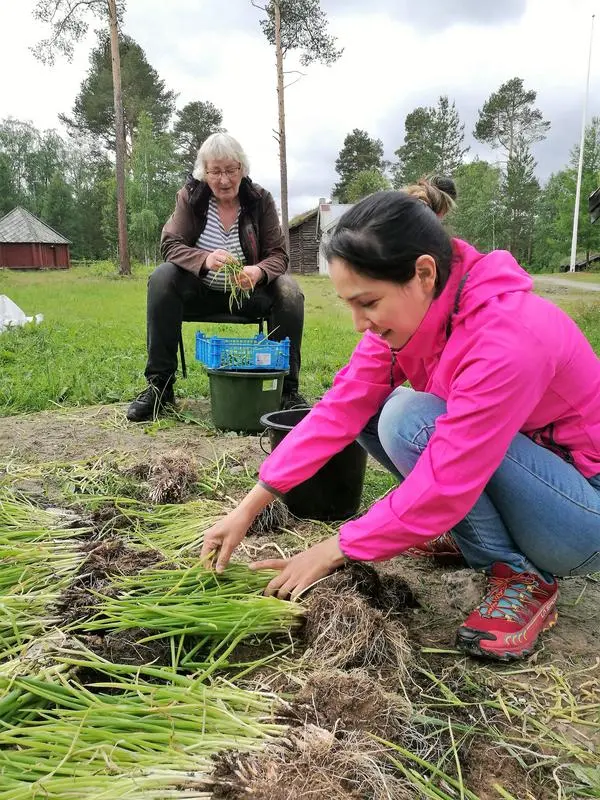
{"left": 126, "top": 381, "right": 175, "bottom": 422}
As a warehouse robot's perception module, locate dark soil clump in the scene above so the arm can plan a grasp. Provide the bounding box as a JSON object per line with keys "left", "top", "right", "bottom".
{"left": 55, "top": 538, "right": 163, "bottom": 625}
{"left": 303, "top": 586, "right": 411, "bottom": 672}
{"left": 326, "top": 562, "right": 419, "bottom": 613}
{"left": 90, "top": 503, "right": 132, "bottom": 534}
{"left": 77, "top": 537, "right": 162, "bottom": 582}
{"left": 283, "top": 668, "right": 410, "bottom": 740}
{"left": 80, "top": 630, "right": 172, "bottom": 667}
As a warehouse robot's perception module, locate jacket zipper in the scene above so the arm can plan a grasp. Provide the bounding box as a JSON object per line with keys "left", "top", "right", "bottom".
{"left": 390, "top": 349, "right": 397, "bottom": 387}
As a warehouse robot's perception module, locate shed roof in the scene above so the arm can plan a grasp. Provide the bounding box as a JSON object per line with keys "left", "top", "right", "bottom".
{"left": 289, "top": 208, "right": 318, "bottom": 230}
{"left": 318, "top": 203, "right": 354, "bottom": 234}
{"left": 0, "top": 207, "right": 70, "bottom": 244}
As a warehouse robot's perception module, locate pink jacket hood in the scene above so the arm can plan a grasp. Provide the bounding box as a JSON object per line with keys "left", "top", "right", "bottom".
{"left": 260, "top": 239, "right": 600, "bottom": 561}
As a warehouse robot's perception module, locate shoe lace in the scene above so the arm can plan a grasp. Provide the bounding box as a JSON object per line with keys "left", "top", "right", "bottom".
{"left": 137, "top": 384, "right": 170, "bottom": 402}
{"left": 478, "top": 574, "right": 541, "bottom": 624}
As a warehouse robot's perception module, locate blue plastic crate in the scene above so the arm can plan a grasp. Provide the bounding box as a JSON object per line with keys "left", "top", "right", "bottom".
{"left": 195, "top": 332, "right": 290, "bottom": 371}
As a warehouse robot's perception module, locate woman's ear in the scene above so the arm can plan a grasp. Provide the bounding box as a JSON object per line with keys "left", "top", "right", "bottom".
{"left": 415, "top": 254, "right": 437, "bottom": 295}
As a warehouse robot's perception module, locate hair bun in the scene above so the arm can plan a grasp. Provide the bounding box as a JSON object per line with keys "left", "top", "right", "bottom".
{"left": 405, "top": 176, "right": 456, "bottom": 217}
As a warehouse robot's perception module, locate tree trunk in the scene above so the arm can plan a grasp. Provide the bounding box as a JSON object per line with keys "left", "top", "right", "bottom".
{"left": 274, "top": 1, "right": 289, "bottom": 257}
{"left": 107, "top": 0, "right": 131, "bottom": 276}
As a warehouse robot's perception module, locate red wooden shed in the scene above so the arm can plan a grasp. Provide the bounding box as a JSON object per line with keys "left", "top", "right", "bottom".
{"left": 0, "top": 207, "right": 71, "bottom": 270}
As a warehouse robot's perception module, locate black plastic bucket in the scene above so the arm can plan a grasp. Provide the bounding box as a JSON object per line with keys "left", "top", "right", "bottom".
{"left": 260, "top": 408, "right": 368, "bottom": 521}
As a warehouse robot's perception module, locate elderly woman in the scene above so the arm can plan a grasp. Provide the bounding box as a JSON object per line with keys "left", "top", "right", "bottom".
{"left": 127, "top": 132, "right": 305, "bottom": 422}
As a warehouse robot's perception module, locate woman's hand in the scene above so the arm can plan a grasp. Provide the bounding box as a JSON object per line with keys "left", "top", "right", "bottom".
{"left": 205, "top": 249, "right": 232, "bottom": 271}
{"left": 200, "top": 508, "right": 253, "bottom": 572}
{"left": 200, "top": 484, "right": 276, "bottom": 572}
{"left": 237, "top": 265, "right": 263, "bottom": 290}
{"left": 250, "top": 535, "right": 346, "bottom": 600}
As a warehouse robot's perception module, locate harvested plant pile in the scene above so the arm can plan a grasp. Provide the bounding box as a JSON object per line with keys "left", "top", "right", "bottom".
{"left": 2, "top": 463, "right": 598, "bottom": 800}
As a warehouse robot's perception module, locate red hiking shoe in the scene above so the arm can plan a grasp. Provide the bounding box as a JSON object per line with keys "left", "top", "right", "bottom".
{"left": 405, "top": 532, "right": 466, "bottom": 566}
{"left": 456, "top": 563, "right": 558, "bottom": 661}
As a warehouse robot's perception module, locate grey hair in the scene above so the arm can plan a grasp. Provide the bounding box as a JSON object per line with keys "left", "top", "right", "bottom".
{"left": 192, "top": 132, "right": 250, "bottom": 180}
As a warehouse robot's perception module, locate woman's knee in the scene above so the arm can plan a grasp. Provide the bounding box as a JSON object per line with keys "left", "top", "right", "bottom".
{"left": 270, "top": 274, "right": 305, "bottom": 310}
{"left": 148, "top": 261, "right": 184, "bottom": 299}
{"left": 378, "top": 389, "right": 445, "bottom": 456}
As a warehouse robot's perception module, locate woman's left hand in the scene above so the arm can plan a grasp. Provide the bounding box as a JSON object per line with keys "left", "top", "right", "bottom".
{"left": 250, "top": 535, "right": 346, "bottom": 600}
{"left": 237, "top": 265, "right": 263, "bottom": 290}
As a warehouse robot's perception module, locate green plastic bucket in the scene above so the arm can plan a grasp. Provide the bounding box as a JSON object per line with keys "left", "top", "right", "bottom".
{"left": 207, "top": 369, "right": 286, "bottom": 432}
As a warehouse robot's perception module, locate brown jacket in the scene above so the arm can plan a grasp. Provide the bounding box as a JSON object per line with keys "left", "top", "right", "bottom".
{"left": 160, "top": 176, "right": 288, "bottom": 283}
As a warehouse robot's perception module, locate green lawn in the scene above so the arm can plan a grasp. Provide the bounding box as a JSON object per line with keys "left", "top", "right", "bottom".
{"left": 0, "top": 265, "right": 359, "bottom": 414}
{"left": 0, "top": 263, "right": 598, "bottom": 415}
{"left": 538, "top": 270, "right": 600, "bottom": 282}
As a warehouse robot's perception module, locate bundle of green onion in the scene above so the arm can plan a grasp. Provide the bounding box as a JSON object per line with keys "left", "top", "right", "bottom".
{"left": 0, "top": 661, "right": 284, "bottom": 799}
{"left": 1, "top": 542, "right": 81, "bottom": 594}
{"left": 212, "top": 256, "right": 253, "bottom": 312}
{"left": 77, "top": 496, "right": 226, "bottom": 558}
{"left": 0, "top": 592, "right": 61, "bottom": 662}
{"left": 0, "top": 536, "right": 84, "bottom": 662}
{"left": 0, "top": 490, "right": 87, "bottom": 540}
{"left": 81, "top": 563, "right": 304, "bottom": 647}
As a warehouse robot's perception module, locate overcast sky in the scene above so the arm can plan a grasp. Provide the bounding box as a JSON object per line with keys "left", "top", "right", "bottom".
{"left": 1, "top": 0, "right": 599, "bottom": 216}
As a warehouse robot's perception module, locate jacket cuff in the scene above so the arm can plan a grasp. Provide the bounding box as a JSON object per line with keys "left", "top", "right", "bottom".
{"left": 257, "top": 479, "right": 285, "bottom": 500}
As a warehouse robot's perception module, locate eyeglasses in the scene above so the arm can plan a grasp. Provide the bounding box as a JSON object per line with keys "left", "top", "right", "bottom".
{"left": 206, "top": 166, "right": 241, "bottom": 179}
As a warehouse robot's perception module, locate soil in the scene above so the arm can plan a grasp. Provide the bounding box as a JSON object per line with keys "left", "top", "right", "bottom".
{"left": 0, "top": 401, "right": 263, "bottom": 470}
{"left": 376, "top": 557, "right": 600, "bottom": 667}
{"left": 282, "top": 668, "right": 410, "bottom": 739}
{"left": 79, "top": 630, "right": 173, "bottom": 667}
{"left": 56, "top": 537, "right": 162, "bottom": 621}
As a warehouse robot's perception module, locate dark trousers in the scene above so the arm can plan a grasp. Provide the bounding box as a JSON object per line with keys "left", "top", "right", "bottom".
{"left": 145, "top": 262, "right": 304, "bottom": 394}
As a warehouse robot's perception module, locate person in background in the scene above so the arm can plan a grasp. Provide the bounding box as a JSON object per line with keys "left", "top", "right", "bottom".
{"left": 200, "top": 178, "right": 600, "bottom": 662}
{"left": 127, "top": 132, "right": 306, "bottom": 422}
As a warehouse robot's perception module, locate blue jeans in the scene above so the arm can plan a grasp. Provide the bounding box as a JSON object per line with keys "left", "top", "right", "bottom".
{"left": 358, "top": 387, "right": 600, "bottom": 579}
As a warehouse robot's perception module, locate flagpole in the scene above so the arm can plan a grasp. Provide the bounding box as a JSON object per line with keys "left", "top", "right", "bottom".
{"left": 570, "top": 13, "right": 595, "bottom": 272}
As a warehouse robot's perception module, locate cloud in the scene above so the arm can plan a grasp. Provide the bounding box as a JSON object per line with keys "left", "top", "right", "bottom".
{"left": 323, "top": 0, "right": 527, "bottom": 31}
{"left": 2, "top": 0, "right": 598, "bottom": 221}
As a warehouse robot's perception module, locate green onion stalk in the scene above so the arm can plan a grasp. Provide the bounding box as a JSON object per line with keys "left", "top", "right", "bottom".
{"left": 0, "top": 654, "right": 70, "bottom": 728}
{"left": 85, "top": 496, "right": 228, "bottom": 558}
{"left": 211, "top": 256, "right": 252, "bottom": 312}
{"left": 79, "top": 563, "right": 304, "bottom": 646}
{"left": 0, "top": 540, "right": 84, "bottom": 595}
{"left": 0, "top": 457, "right": 145, "bottom": 503}
{"left": 0, "top": 592, "right": 64, "bottom": 663}
{"left": 0, "top": 490, "right": 90, "bottom": 542}
{"left": 0, "top": 537, "right": 84, "bottom": 662}
{"left": 0, "top": 662, "right": 285, "bottom": 798}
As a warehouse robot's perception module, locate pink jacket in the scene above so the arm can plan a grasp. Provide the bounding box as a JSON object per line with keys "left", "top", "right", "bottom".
{"left": 259, "top": 239, "right": 600, "bottom": 561}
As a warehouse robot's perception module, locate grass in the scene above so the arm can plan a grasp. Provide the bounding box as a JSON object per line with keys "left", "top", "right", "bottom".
{"left": 0, "top": 264, "right": 358, "bottom": 414}
{"left": 2, "top": 261, "right": 599, "bottom": 417}
{"left": 538, "top": 271, "right": 600, "bottom": 283}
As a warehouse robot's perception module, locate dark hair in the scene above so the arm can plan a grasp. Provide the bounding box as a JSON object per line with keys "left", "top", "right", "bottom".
{"left": 404, "top": 176, "right": 457, "bottom": 216}
{"left": 325, "top": 188, "right": 454, "bottom": 296}
{"left": 431, "top": 175, "right": 457, "bottom": 201}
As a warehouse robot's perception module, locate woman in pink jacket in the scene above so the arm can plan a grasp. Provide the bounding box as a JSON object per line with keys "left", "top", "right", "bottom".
{"left": 202, "top": 180, "right": 600, "bottom": 661}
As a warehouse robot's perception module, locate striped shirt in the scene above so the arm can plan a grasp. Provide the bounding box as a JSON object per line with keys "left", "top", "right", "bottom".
{"left": 196, "top": 196, "right": 246, "bottom": 292}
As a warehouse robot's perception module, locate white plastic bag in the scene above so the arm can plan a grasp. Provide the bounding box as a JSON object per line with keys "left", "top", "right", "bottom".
{"left": 0, "top": 295, "right": 43, "bottom": 334}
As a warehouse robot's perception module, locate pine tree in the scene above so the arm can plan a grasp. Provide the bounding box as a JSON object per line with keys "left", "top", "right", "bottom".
{"left": 254, "top": 0, "right": 343, "bottom": 248}
{"left": 393, "top": 96, "right": 468, "bottom": 187}
{"left": 333, "top": 129, "right": 385, "bottom": 203}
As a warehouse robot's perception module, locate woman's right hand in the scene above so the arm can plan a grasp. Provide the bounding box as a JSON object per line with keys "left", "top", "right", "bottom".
{"left": 200, "top": 508, "right": 253, "bottom": 572}
{"left": 205, "top": 249, "right": 232, "bottom": 271}
{"left": 201, "top": 484, "right": 276, "bottom": 572}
